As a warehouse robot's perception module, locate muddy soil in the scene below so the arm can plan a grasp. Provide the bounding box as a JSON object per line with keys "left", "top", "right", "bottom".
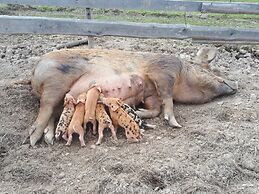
{"left": 0, "top": 35, "right": 259, "bottom": 194}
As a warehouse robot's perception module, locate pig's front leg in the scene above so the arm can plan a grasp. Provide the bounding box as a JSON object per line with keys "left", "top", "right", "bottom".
{"left": 148, "top": 74, "right": 182, "bottom": 128}
{"left": 43, "top": 116, "right": 55, "bottom": 145}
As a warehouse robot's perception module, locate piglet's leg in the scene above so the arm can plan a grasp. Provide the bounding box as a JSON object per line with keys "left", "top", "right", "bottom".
{"left": 78, "top": 126, "right": 86, "bottom": 147}
{"left": 96, "top": 124, "right": 104, "bottom": 145}
{"left": 43, "top": 116, "right": 55, "bottom": 145}
{"left": 92, "top": 120, "right": 97, "bottom": 135}
{"left": 65, "top": 132, "right": 73, "bottom": 146}
{"left": 109, "top": 124, "right": 118, "bottom": 144}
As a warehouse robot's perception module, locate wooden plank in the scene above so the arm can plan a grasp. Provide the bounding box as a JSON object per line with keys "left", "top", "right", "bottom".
{"left": 0, "top": 0, "right": 202, "bottom": 12}
{"left": 85, "top": 8, "right": 94, "bottom": 48}
{"left": 193, "top": 40, "right": 259, "bottom": 45}
{"left": 202, "top": 2, "right": 259, "bottom": 14}
{"left": 0, "top": 15, "right": 259, "bottom": 42}
{"left": 1, "top": 0, "right": 259, "bottom": 14}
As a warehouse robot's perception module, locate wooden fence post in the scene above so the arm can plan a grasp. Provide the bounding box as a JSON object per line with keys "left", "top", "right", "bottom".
{"left": 85, "top": 8, "right": 94, "bottom": 48}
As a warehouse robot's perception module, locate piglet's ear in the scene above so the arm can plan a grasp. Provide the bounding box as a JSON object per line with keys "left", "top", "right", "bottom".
{"left": 96, "top": 86, "right": 102, "bottom": 93}
{"left": 116, "top": 98, "right": 123, "bottom": 105}
{"left": 98, "top": 94, "right": 105, "bottom": 103}
{"left": 72, "top": 98, "right": 77, "bottom": 105}
{"left": 63, "top": 99, "right": 68, "bottom": 107}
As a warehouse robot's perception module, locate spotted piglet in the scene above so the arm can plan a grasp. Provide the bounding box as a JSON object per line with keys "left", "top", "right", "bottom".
{"left": 101, "top": 97, "right": 143, "bottom": 143}
{"left": 95, "top": 103, "right": 117, "bottom": 145}
{"left": 55, "top": 93, "right": 76, "bottom": 140}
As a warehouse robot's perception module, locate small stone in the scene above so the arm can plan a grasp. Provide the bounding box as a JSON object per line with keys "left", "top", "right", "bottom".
{"left": 217, "top": 101, "right": 224, "bottom": 106}
{"left": 244, "top": 53, "right": 251, "bottom": 58}
{"left": 250, "top": 93, "right": 257, "bottom": 103}
{"left": 239, "top": 49, "right": 247, "bottom": 54}
{"left": 58, "top": 172, "right": 65, "bottom": 179}
{"left": 164, "top": 188, "right": 171, "bottom": 194}
{"left": 156, "top": 136, "right": 162, "bottom": 140}
{"left": 90, "top": 145, "right": 96, "bottom": 149}
{"left": 234, "top": 98, "right": 242, "bottom": 106}
{"left": 200, "top": 13, "right": 208, "bottom": 19}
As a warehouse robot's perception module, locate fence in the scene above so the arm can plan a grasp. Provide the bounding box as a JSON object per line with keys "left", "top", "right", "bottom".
{"left": 0, "top": 0, "right": 259, "bottom": 44}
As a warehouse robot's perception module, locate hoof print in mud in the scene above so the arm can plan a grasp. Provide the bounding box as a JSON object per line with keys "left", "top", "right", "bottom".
{"left": 140, "top": 170, "right": 166, "bottom": 191}
{"left": 0, "top": 146, "right": 7, "bottom": 158}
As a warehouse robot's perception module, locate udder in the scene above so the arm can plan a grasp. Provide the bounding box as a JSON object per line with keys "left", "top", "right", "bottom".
{"left": 69, "top": 73, "right": 145, "bottom": 106}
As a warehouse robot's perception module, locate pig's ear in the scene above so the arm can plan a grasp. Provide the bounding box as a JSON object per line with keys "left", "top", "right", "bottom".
{"left": 194, "top": 47, "right": 217, "bottom": 69}
{"left": 77, "top": 98, "right": 85, "bottom": 104}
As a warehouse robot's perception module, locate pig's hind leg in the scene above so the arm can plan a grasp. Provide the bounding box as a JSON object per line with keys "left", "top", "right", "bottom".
{"left": 136, "top": 95, "right": 161, "bottom": 119}
{"left": 29, "top": 90, "right": 64, "bottom": 146}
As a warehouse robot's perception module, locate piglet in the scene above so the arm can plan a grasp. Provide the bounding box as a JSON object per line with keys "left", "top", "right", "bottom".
{"left": 65, "top": 93, "right": 86, "bottom": 147}
{"left": 100, "top": 97, "right": 143, "bottom": 143}
{"left": 55, "top": 93, "right": 76, "bottom": 140}
{"left": 84, "top": 86, "right": 101, "bottom": 134}
{"left": 95, "top": 103, "right": 117, "bottom": 145}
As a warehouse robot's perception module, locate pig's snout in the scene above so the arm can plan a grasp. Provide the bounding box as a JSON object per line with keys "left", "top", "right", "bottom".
{"left": 218, "top": 80, "right": 238, "bottom": 96}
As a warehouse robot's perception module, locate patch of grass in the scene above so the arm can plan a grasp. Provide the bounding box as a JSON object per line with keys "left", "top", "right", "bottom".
{"left": 0, "top": 4, "right": 8, "bottom": 9}
{"left": 94, "top": 9, "right": 259, "bottom": 28}
{"left": 0, "top": 4, "right": 258, "bottom": 29}
{"left": 198, "top": 0, "right": 259, "bottom": 2}
{"left": 36, "top": 6, "right": 63, "bottom": 12}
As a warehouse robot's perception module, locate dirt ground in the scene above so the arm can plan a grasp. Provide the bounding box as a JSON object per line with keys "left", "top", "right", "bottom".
{"left": 0, "top": 34, "right": 259, "bottom": 194}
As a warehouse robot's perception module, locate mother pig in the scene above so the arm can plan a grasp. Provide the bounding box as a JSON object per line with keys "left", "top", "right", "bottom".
{"left": 29, "top": 48, "right": 237, "bottom": 146}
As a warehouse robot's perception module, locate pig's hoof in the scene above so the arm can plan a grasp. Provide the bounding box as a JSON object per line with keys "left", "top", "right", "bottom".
{"left": 169, "top": 122, "right": 182, "bottom": 128}
{"left": 28, "top": 125, "right": 36, "bottom": 136}
{"left": 140, "top": 129, "right": 145, "bottom": 136}
{"left": 55, "top": 131, "right": 61, "bottom": 141}
{"left": 29, "top": 127, "right": 44, "bottom": 146}
{"left": 81, "top": 144, "right": 86, "bottom": 147}
{"left": 164, "top": 114, "right": 182, "bottom": 128}
{"left": 62, "top": 134, "right": 68, "bottom": 141}
{"left": 44, "top": 132, "right": 54, "bottom": 145}
{"left": 44, "top": 127, "right": 54, "bottom": 145}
